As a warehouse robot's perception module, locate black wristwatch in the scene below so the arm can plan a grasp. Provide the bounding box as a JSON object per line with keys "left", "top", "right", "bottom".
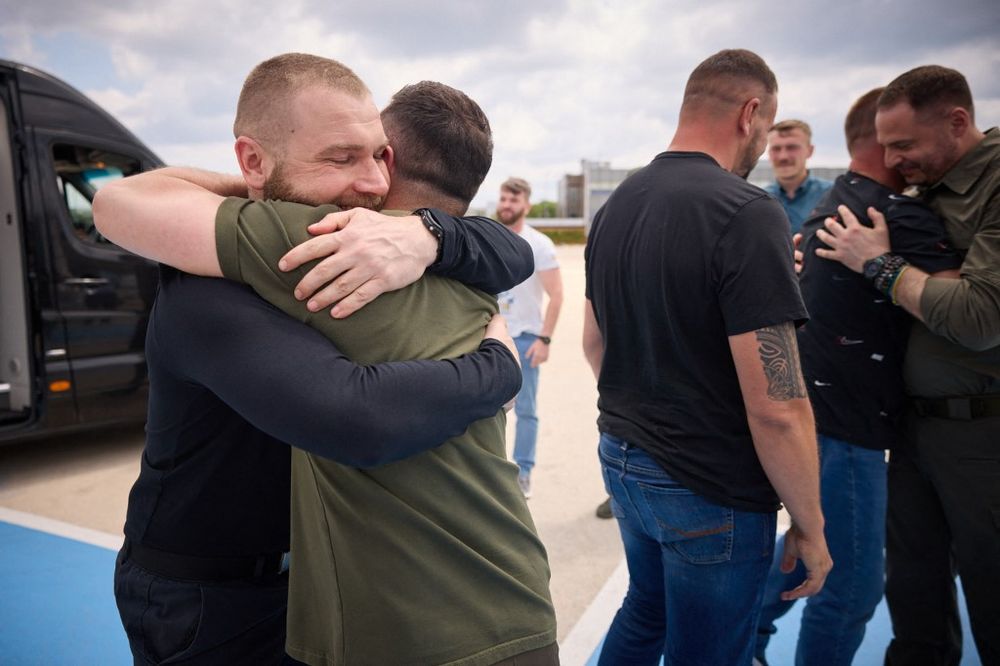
{"left": 862, "top": 254, "right": 889, "bottom": 281}
{"left": 537, "top": 335, "right": 551, "bottom": 345}
{"left": 414, "top": 208, "right": 444, "bottom": 265}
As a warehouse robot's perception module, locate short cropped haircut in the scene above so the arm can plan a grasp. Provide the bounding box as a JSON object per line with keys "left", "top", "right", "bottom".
{"left": 844, "top": 88, "right": 884, "bottom": 154}
{"left": 682, "top": 49, "right": 778, "bottom": 110}
{"left": 501, "top": 177, "right": 531, "bottom": 199}
{"left": 769, "top": 119, "right": 812, "bottom": 140}
{"left": 878, "top": 65, "right": 974, "bottom": 121}
{"left": 234, "top": 53, "right": 369, "bottom": 146}
{"left": 381, "top": 81, "right": 493, "bottom": 206}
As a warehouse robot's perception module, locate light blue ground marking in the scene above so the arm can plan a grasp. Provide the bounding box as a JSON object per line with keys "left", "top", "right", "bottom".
{"left": 0, "top": 521, "right": 131, "bottom": 665}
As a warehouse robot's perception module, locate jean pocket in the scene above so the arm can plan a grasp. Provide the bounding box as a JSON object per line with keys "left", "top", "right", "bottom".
{"left": 600, "top": 466, "right": 627, "bottom": 520}
{"left": 638, "top": 482, "right": 734, "bottom": 564}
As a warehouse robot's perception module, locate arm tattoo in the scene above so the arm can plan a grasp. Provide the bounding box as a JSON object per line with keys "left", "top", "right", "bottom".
{"left": 754, "top": 323, "right": 807, "bottom": 401}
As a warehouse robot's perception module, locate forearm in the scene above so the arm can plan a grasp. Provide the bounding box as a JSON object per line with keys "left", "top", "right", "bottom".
{"left": 94, "top": 167, "right": 238, "bottom": 274}
{"left": 879, "top": 257, "right": 998, "bottom": 350}
{"left": 730, "top": 324, "right": 822, "bottom": 535}
{"left": 430, "top": 213, "right": 534, "bottom": 292}
{"left": 920, "top": 273, "right": 1000, "bottom": 351}
{"left": 748, "top": 402, "right": 824, "bottom": 536}
{"left": 165, "top": 276, "right": 521, "bottom": 467}
{"left": 891, "top": 264, "right": 931, "bottom": 322}
{"left": 295, "top": 340, "right": 521, "bottom": 467}
{"left": 540, "top": 296, "right": 563, "bottom": 337}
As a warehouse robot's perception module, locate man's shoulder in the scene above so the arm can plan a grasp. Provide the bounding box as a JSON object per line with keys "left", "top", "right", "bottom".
{"left": 807, "top": 173, "right": 834, "bottom": 188}
{"left": 522, "top": 225, "right": 557, "bottom": 253}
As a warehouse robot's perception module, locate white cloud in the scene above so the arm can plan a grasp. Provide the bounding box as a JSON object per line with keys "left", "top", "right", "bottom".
{"left": 3, "top": 0, "right": 998, "bottom": 207}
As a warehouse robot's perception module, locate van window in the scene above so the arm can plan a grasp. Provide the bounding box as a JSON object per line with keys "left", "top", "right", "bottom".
{"left": 51, "top": 144, "right": 141, "bottom": 243}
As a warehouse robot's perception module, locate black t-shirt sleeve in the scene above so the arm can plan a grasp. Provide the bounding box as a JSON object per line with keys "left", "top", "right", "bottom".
{"left": 713, "top": 196, "right": 808, "bottom": 335}
{"left": 154, "top": 271, "right": 520, "bottom": 467}
{"left": 885, "top": 199, "right": 964, "bottom": 273}
{"left": 428, "top": 210, "right": 534, "bottom": 293}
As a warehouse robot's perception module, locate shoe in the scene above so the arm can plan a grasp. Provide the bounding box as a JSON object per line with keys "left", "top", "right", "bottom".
{"left": 596, "top": 497, "right": 613, "bottom": 519}
{"left": 518, "top": 474, "right": 532, "bottom": 499}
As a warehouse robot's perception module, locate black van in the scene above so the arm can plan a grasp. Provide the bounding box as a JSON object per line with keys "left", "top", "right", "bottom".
{"left": 0, "top": 60, "right": 162, "bottom": 443}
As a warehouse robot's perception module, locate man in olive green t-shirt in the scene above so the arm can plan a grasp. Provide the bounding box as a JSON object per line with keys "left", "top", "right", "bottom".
{"left": 218, "top": 84, "right": 557, "bottom": 665}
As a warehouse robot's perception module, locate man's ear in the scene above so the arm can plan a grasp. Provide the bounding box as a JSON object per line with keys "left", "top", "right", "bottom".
{"left": 948, "top": 107, "right": 972, "bottom": 138}
{"left": 806, "top": 143, "right": 816, "bottom": 159}
{"left": 739, "top": 98, "right": 760, "bottom": 137}
{"left": 234, "top": 136, "right": 270, "bottom": 191}
{"left": 383, "top": 143, "right": 396, "bottom": 177}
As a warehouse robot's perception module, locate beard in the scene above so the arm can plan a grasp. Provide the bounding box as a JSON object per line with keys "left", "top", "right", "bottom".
{"left": 496, "top": 207, "right": 524, "bottom": 226}
{"left": 733, "top": 145, "right": 760, "bottom": 180}
{"left": 263, "top": 161, "right": 385, "bottom": 210}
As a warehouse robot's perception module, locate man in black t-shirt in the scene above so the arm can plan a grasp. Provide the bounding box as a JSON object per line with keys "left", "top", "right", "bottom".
{"left": 753, "top": 89, "right": 962, "bottom": 666}
{"left": 583, "top": 49, "right": 830, "bottom": 665}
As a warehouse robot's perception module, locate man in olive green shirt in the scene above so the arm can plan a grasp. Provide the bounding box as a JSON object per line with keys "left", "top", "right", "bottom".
{"left": 817, "top": 66, "right": 999, "bottom": 665}
{"left": 219, "top": 83, "right": 556, "bottom": 666}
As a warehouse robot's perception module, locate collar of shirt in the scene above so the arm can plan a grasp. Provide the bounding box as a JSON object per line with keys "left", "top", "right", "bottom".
{"left": 932, "top": 126, "right": 1000, "bottom": 197}
{"left": 770, "top": 172, "right": 825, "bottom": 202}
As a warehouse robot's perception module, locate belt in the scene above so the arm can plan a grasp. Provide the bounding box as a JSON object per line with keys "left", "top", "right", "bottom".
{"left": 122, "top": 539, "right": 289, "bottom": 582}
{"left": 912, "top": 395, "right": 1000, "bottom": 421}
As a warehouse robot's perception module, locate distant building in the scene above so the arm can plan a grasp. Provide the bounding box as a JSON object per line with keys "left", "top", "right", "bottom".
{"left": 581, "top": 160, "right": 637, "bottom": 231}
{"left": 560, "top": 159, "right": 847, "bottom": 235}
{"left": 747, "top": 162, "right": 846, "bottom": 189}
{"left": 557, "top": 174, "right": 583, "bottom": 217}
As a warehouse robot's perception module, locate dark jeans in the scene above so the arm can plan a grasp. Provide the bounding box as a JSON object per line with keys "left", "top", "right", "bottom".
{"left": 884, "top": 411, "right": 1000, "bottom": 666}
{"left": 756, "top": 435, "right": 888, "bottom": 666}
{"left": 597, "top": 433, "right": 776, "bottom": 666}
{"left": 114, "top": 550, "right": 291, "bottom": 665}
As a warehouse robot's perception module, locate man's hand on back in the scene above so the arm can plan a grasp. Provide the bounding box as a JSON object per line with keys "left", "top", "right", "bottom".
{"left": 278, "top": 208, "right": 438, "bottom": 318}
{"left": 814, "top": 205, "right": 891, "bottom": 272}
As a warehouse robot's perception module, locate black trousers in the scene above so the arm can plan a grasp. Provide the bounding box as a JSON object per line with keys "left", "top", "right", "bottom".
{"left": 884, "top": 410, "right": 1000, "bottom": 666}
{"left": 114, "top": 550, "right": 293, "bottom": 665}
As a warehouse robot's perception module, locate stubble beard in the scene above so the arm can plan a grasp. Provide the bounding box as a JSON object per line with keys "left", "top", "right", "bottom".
{"left": 263, "top": 162, "right": 385, "bottom": 210}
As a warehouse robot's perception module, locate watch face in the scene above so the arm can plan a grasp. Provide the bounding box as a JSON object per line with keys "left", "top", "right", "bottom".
{"left": 863, "top": 257, "right": 882, "bottom": 280}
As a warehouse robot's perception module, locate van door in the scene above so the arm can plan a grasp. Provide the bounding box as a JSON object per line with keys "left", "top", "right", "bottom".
{"left": 0, "top": 84, "right": 33, "bottom": 426}
{"left": 32, "top": 135, "right": 159, "bottom": 424}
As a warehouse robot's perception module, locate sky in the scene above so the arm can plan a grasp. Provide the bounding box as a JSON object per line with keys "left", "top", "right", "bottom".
{"left": 2, "top": 0, "right": 998, "bottom": 212}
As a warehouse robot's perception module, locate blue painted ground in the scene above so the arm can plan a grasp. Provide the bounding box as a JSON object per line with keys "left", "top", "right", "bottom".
{"left": 585, "top": 578, "right": 981, "bottom": 665}
{"left": 0, "top": 521, "right": 131, "bottom": 665}
{"left": 0, "top": 519, "right": 983, "bottom": 665}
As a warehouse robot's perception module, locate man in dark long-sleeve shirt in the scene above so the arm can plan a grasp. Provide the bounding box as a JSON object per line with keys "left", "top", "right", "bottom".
{"left": 96, "top": 54, "right": 534, "bottom": 665}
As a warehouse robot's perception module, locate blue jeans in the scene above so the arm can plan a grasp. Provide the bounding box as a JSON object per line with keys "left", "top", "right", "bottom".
{"left": 755, "top": 435, "right": 888, "bottom": 666}
{"left": 597, "top": 433, "right": 776, "bottom": 666}
{"left": 513, "top": 333, "right": 540, "bottom": 475}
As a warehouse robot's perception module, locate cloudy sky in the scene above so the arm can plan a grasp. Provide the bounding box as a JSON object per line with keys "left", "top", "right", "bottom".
{"left": 2, "top": 0, "right": 998, "bottom": 211}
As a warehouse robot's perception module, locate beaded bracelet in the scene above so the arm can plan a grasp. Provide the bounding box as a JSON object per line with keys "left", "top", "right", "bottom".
{"left": 863, "top": 253, "right": 909, "bottom": 300}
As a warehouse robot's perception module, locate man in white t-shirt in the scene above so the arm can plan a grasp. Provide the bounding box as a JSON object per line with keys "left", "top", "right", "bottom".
{"left": 496, "top": 177, "right": 564, "bottom": 498}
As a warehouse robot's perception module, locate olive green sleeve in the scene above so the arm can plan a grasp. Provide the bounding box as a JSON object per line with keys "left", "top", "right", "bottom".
{"left": 213, "top": 198, "right": 341, "bottom": 319}
{"left": 920, "top": 193, "right": 1000, "bottom": 352}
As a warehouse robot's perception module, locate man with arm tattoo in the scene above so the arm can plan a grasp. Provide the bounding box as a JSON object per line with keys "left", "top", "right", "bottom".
{"left": 582, "top": 49, "right": 831, "bottom": 665}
